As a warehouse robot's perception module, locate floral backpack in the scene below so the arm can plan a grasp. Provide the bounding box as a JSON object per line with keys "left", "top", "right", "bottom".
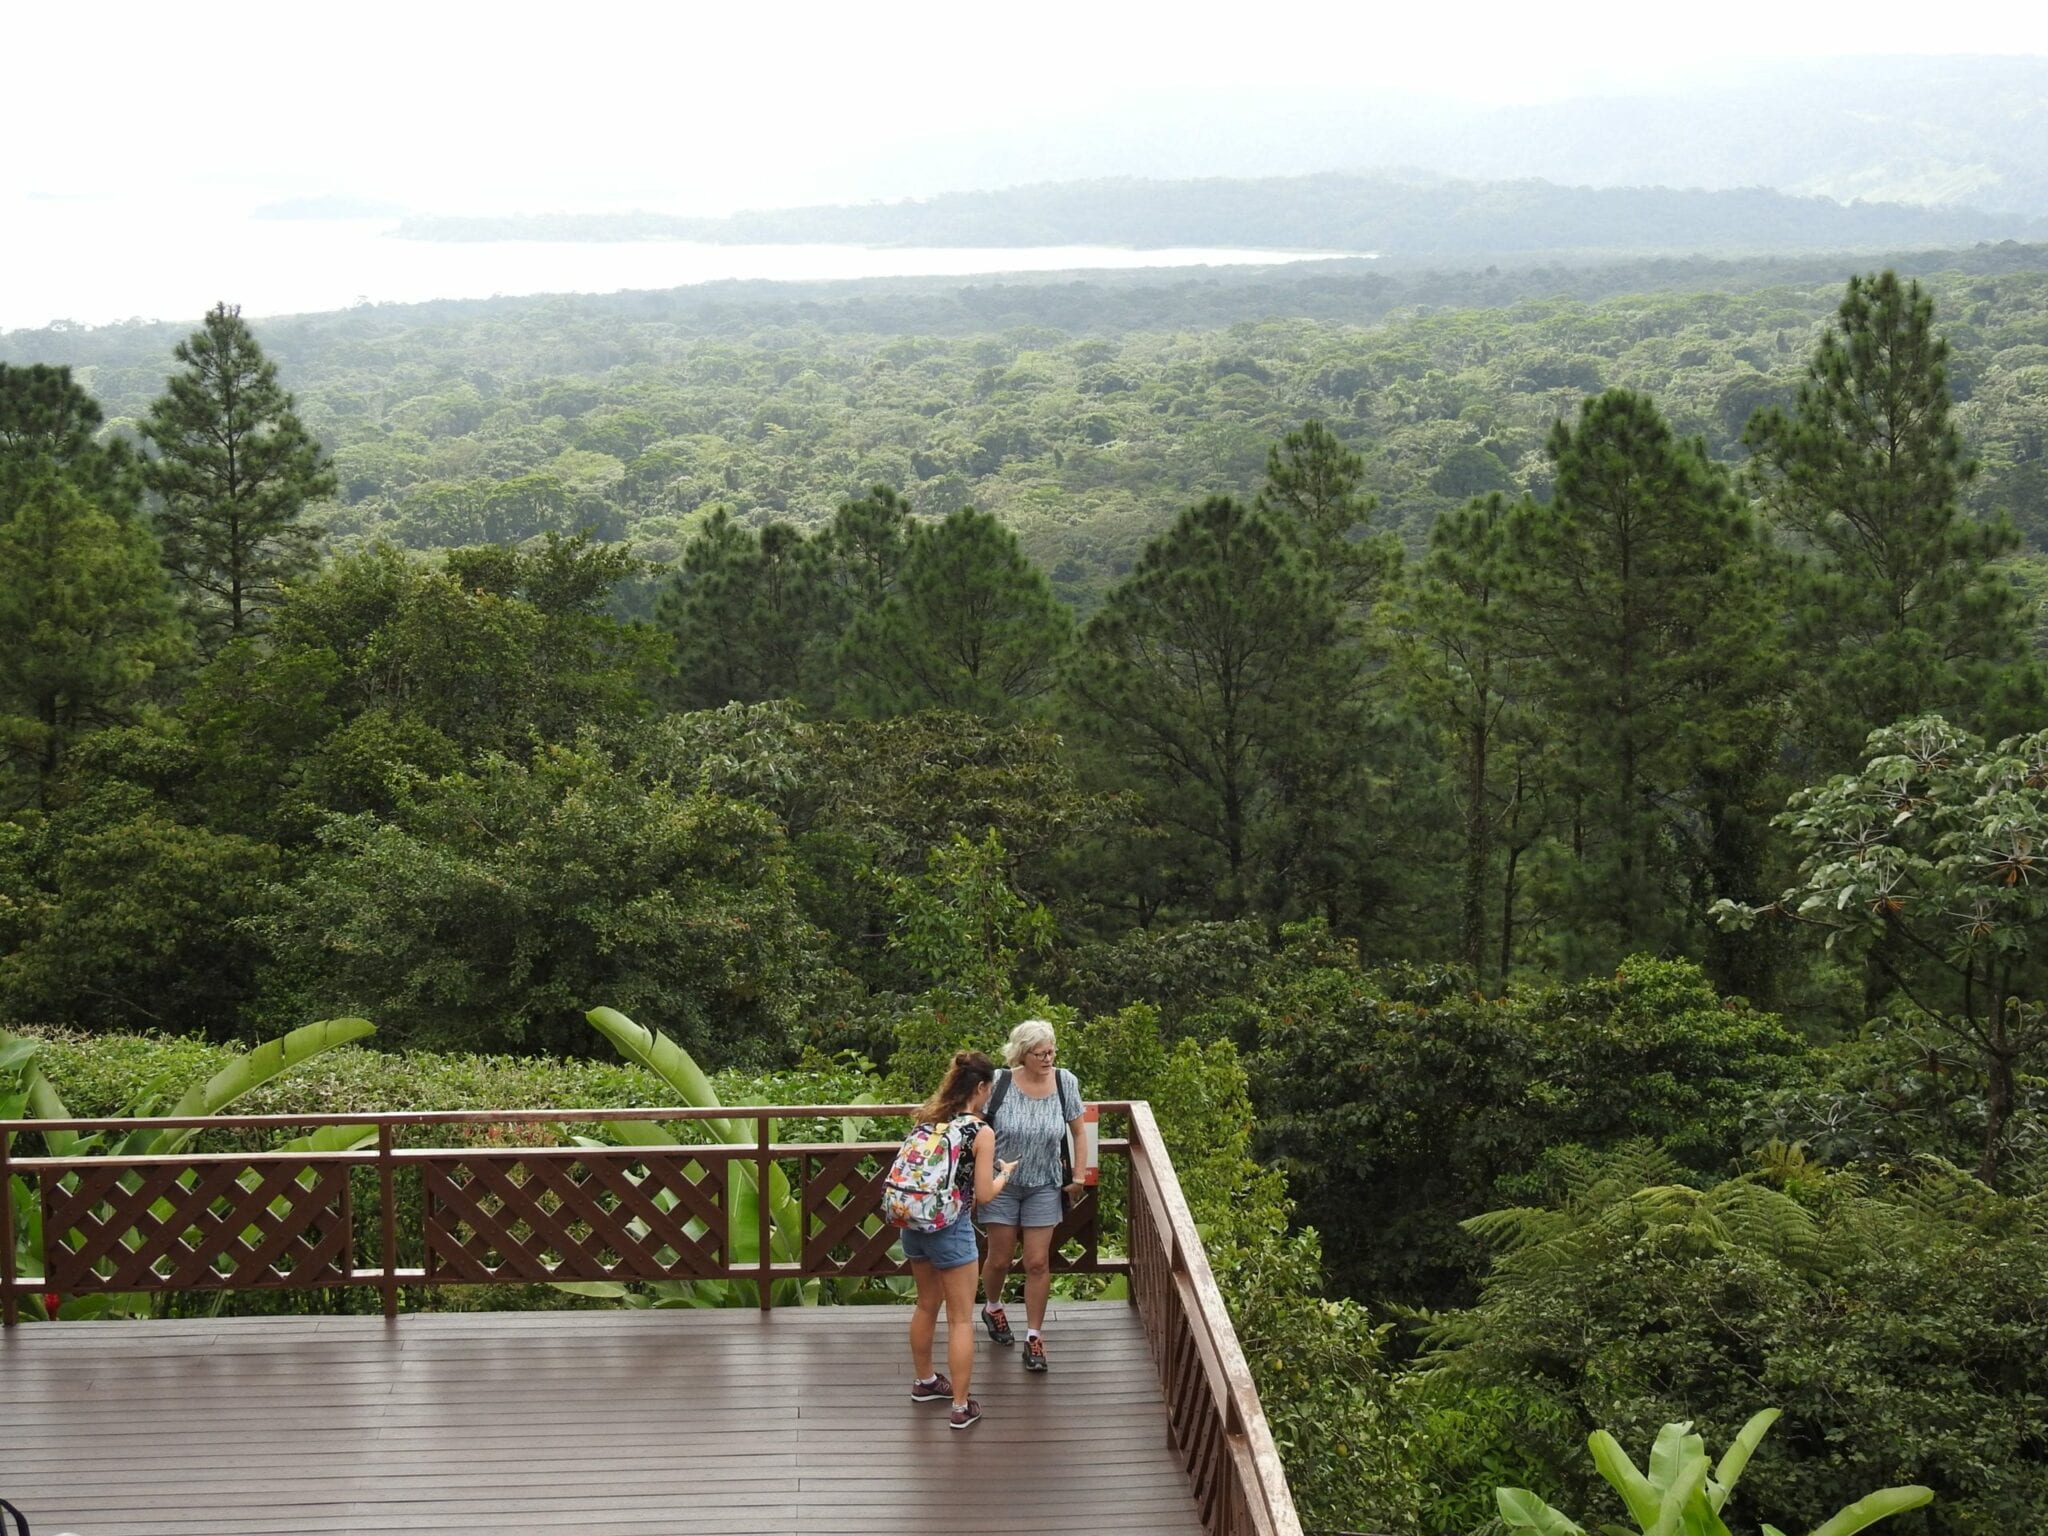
{"left": 881, "top": 1116, "right": 974, "bottom": 1231}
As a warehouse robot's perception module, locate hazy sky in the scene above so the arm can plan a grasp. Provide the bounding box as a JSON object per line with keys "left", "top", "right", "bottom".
{"left": 16, "top": 1, "right": 2048, "bottom": 216}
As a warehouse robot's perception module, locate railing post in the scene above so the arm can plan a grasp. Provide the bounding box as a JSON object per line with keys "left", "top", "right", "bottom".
{"left": 378, "top": 1122, "right": 398, "bottom": 1321}
{"left": 1, "top": 1127, "right": 16, "bottom": 1328}
{"left": 756, "top": 1114, "right": 773, "bottom": 1311}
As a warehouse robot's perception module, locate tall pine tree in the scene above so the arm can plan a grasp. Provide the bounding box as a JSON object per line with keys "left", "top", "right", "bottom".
{"left": 140, "top": 303, "right": 334, "bottom": 649}
{"left": 1509, "top": 389, "right": 1782, "bottom": 976}
{"left": 1744, "top": 271, "right": 2028, "bottom": 764}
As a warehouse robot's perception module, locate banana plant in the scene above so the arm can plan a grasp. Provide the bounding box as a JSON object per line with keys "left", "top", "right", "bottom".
{"left": 1497, "top": 1410, "right": 1933, "bottom": 1536}
{"left": 564, "top": 1006, "right": 897, "bottom": 1307}
{"left": 2, "top": 1021, "right": 377, "bottom": 1320}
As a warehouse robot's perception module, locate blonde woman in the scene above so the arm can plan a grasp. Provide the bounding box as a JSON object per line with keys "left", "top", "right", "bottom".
{"left": 977, "top": 1019, "right": 1085, "bottom": 1373}
{"left": 903, "top": 1050, "right": 1017, "bottom": 1430}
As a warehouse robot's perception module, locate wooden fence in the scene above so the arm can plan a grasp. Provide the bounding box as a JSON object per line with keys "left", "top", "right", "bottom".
{"left": 2, "top": 1100, "right": 1300, "bottom": 1536}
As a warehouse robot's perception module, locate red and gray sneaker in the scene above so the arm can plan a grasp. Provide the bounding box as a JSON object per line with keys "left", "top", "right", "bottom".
{"left": 949, "top": 1397, "right": 983, "bottom": 1430}
{"left": 910, "top": 1371, "right": 953, "bottom": 1403}
{"left": 1023, "top": 1335, "right": 1048, "bottom": 1372}
{"left": 980, "top": 1304, "right": 1014, "bottom": 1345}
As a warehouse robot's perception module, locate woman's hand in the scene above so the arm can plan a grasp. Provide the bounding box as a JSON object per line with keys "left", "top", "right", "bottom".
{"left": 998, "top": 1159, "right": 1020, "bottom": 1180}
{"left": 1062, "top": 1181, "right": 1085, "bottom": 1199}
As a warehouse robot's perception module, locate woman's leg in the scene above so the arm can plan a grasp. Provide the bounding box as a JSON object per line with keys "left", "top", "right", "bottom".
{"left": 1020, "top": 1223, "right": 1056, "bottom": 1334}
{"left": 941, "top": 1258, "right": 979, "bottom": 1402}
{"left": 979, "top": 1223, "right": 1019, "bottom": 1318}
{"left": 908, "top": 1259, "right": 940, "bottom": 1380}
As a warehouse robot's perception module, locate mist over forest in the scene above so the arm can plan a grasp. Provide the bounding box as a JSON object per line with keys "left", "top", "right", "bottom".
{"left": 5, "top": 34, "right": 2048, "bottom": 1536}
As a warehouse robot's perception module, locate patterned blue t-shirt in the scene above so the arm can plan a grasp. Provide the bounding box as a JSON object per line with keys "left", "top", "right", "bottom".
{"left": 989, "top": 1068, "right": 1083, "bottom": 1187}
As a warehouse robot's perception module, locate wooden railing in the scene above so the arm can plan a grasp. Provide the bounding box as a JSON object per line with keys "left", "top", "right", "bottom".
{"left": 1, "top": 1100, "right": 1301, "bottom": 1536}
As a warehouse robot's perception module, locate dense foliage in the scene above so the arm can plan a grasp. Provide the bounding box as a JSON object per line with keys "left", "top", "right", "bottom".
{"left": 5, "top": 256, "right": 2046, "bottom": 1533}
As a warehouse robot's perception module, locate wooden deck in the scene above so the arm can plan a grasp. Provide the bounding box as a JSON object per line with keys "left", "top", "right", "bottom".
{"left": 1, "top": 1300, "right": 1202, "bottom": 1536}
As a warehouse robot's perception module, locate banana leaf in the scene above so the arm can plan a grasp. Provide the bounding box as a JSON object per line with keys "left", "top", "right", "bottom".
{"left": 148, "top": 1018, "right": 375, "bottom": 1156}
{"left": 1807, "top": 1487, "right": 1934, "bottom": 1536}
{"left": 1590, "top": 1431, "right": 1663, "bottom": 1532}
{"left": 1709, "top": 1409, "right": 1781, "bottom": 1512}
{"left": 1496, "top": 1487, "right": 1587, "bottom": 1535}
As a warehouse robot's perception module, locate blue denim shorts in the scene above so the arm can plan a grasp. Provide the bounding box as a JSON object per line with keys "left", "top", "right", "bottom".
{"left": 899, "top": 1215, "right": 980, "bottom": 1270}
{"left": 976, "top": 1182, "right": 1064, "bottom": 1230}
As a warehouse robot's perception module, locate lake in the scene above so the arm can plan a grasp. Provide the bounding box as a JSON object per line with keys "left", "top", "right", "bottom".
{"left": 3, "top": 203, "right": 1368, "bottom": 333}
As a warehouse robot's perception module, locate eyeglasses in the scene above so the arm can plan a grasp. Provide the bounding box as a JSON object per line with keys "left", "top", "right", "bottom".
{"left": 1027, "top": 1047, "right": 1057, "bottom": 1062}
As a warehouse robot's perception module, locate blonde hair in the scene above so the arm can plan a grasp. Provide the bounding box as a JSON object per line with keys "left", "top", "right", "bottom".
{"left": 1002, "top": 1018, "right": 1057, "bottom": 1068}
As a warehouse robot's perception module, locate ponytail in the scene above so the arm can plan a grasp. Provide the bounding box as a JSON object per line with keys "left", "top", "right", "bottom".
{"left": 918, "top": 1049, "right": 997, "bottom": 1124}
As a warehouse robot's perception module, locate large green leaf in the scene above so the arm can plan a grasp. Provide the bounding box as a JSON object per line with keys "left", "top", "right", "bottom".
{"left": 275, "top": 1124, "right": 377, "bottom": 1155}
{"left": 23, "top": 1068, "right": 82, "bottom": 1157}
{"left": 1806, "top": 1486, "right": 1934, "bottom": 1536}
{"left": 585, "top": 1007, "right": 738, "bottom": 1138}
{"left": 152, "top": 1018, "right": 375, "bottom": 1155}
{"left": 585, "top": 1007, "right": 802, "bottom": 1267}
{"left": 1710, "top": 1408, "right": 1780, "bottom": 1512}
{"left": 1647, "top": 1453, "right": 1710, "bottom": 1536}
{"left": 1590, "top": 1431, "right": 1663, "bottom": 1531}
{"left": 1496, "top": 1487, "right": 1586, "bottom": 1535}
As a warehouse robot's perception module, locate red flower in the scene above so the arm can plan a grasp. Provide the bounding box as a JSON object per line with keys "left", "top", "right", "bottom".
{"left": 42, "top": 1291, "right": 60, "bottom": 1317}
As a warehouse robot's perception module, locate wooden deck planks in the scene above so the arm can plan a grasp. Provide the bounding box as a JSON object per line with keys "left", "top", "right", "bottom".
{"left": 0, "top": 1301, "right": 1202, "bottom": 1536}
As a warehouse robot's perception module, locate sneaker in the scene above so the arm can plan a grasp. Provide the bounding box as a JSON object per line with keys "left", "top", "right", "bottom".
{"left": 1023, "top": 1335, "right": 1047, "bottom": 1373}
{"left": 949, "top": 1397, "right": 983, "bottom": 1430}
{"left": 910, "top": 1372, "right": 953, "bottom": 1403}
{"left": 980, "top": 1305, "right": 1014, "bottom": 1345}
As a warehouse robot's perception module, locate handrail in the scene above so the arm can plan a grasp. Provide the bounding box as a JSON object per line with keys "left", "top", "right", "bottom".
{"left": 0, "top": 1096, "right": 1302, "bottom": 1536}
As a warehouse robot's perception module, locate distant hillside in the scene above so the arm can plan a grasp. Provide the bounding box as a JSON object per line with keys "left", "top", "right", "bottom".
{"left": 395, "top": 172, "right": 2040, "bottom": 258}
{"left": 814, "top": 55, "right": 2048, "bottom": 220}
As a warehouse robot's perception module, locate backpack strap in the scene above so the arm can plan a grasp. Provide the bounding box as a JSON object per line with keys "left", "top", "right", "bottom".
{"left": 986, "top": 1068, "right": 1012, "bottom": 1123}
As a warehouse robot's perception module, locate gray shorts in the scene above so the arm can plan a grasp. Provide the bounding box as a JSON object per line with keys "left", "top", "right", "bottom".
{"left": 977, "top": 1182, "right": 1063, "bottom": 1230}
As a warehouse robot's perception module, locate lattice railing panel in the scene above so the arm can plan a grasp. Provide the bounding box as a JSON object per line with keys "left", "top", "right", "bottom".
{"left": 799, "top": 1148, "right": 901, "bottom": 1274}
{"left": 419, "top": 1150, "right": 727, "bottom": 1283}
{"left": 41, "top": 1159, "right": 353, "bottom": 1292}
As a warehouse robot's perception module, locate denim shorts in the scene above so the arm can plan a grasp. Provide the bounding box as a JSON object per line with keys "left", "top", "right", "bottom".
{"left": 899, "top": 1215, "right": 980, "bottom": 1270}
{"left": 976, "top": 1182, "right": 1063, "bottom": 1230}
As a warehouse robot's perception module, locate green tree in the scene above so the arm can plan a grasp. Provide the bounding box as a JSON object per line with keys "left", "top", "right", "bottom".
{"left": 656, "top": 510, "right": 836, "bottom": 710}
{"left": 259, "top": 732, "right": 832, "bottom": 1058}
{"left": 1744, "top": 271, "right": 2029, "bottom": 762}
{"left": 1508, "top": 389, "right": 1782, "bottom": 975}
{"left": 1064, "top": 494, "right": 1370, "bottom": 925}
{"left": 0, "top": 362, "right": 141, "bottom": 523}
{"left": 1255, "top": 417, "right": 1394, "bottom": 609}
{"left": 1715, "top": 714, "right": 2048, "bottom": 1183}
{"left": 1248, "top": 954, "right": 1812, "bottom": 1308}
{"left": 1434, "top": 1150, "right": 2045, "bottom": 1536}
{"left": 0, "top": 472, "right": 187, "bottom": 807}
{"left": 818, "top": 483, "right": 913, "bottom": 612}
{"left": 836, "top": 507, "right": 1071, "bottom": 718}
{"left": 140, "top": 302, "right": 335, "bottom": 647}
{"left": 0, "top": 761, "right": 276, "bottom": 1034}
{"left": 1391, "top": 492, "right": 1552, "bottom": 986}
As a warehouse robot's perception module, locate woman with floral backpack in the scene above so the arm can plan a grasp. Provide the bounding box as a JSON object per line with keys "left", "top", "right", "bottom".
{"left": 894, "top": 1049, "right": 1016, "bottom": 1430}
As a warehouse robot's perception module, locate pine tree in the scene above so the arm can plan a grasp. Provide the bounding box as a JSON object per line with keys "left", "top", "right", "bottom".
{"left": 1391, "top": 492, "right": 1551, "bottom": 986}
{"left": 656, "top": 510, "right": 836, "bottom": 710}
{"left": 837, "top": 507, "right": 1070, "bottom": 718}
{"left": 1256, "top": 418, "right": 1399, "bottom": 611}
{"left": 0, "top": 470, "right": 188, "bottom": 807}
{"left": 140, "top": 303, "right": 334, "bottom": 648}
{"left": 0, "top": 362, "right": 141, "bottom": 524}
{"left": 1744, "top": 271, "right": 2026, "bottom": 763}
{"left": 1064, "top": 494, "right": 1369, "bottom": 923}
{"left": 1509, "top": 389, "right": 1781, "bottom": 974}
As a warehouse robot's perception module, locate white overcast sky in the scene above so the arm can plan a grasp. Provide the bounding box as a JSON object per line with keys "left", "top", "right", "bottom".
{"left": 13, "top": 0, "right": 2048, "bottom": 217}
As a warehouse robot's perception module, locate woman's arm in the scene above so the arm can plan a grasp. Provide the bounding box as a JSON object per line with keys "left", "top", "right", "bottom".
{"left": 1062, "top": 1113, "right": 1087, "bottom": 1198}
{"left": 973, "top": 1123, "right": 1018, "bottom": 1207}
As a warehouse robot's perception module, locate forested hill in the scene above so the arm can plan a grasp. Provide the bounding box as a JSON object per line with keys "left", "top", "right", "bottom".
{"left": 7, "top": 245, "right": 2047, "bottom": 610}
{"left": 390, "top": 172, "right": 2044, "bottom": 256}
